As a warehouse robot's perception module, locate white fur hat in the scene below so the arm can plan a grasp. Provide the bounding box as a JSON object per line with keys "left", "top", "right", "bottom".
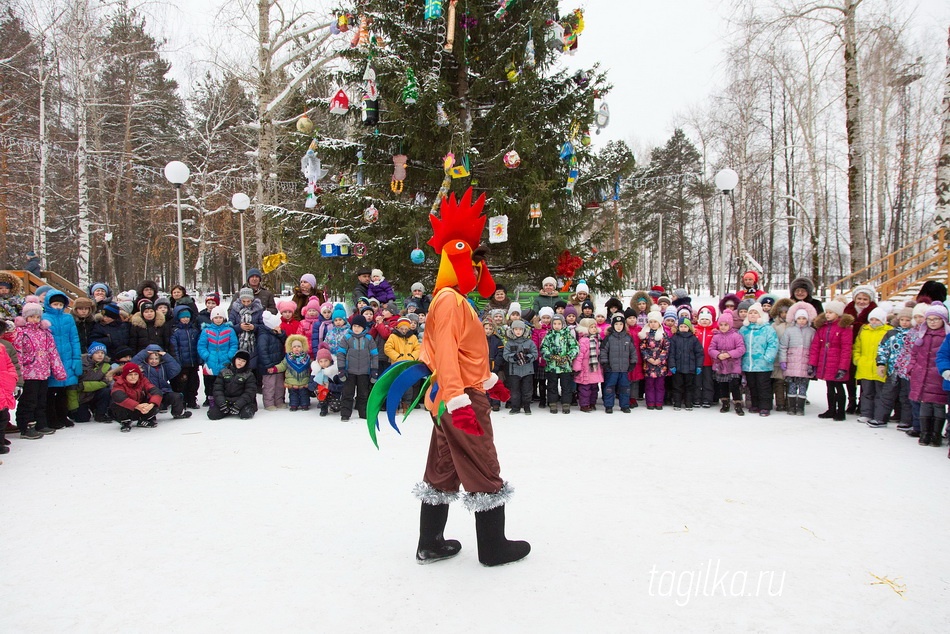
{"left": 647, "top": 310, "right": 663, "bottom": 324}
{"left": 575, "top": 282, "right": 589, "bottom": 294}
{"left": 539, "top": 307, "right": 554, "bottom": 318}
{"left": 825, "top": 300, "right": 846, "bottom": 316}
{"left": 851, "top": 284, "right": 877, "bottom": 303}
{"left": 262, "top": 311, "right": 281, "bottom": 330}
{"left": 211, "top": 306, "right": 228, "bottom": 321}
{"left": 371, "top": 269, "right": 383, "bottom": 279}
{"left": 507, "top": 302, "right": 522, "bottom": 316}
{"left": 542, "top": 276, "right": 557, "bottom": 288}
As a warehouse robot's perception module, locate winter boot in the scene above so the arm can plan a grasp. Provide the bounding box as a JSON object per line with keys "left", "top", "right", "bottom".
{"left": 918, "top": 417, "right": 932, "bottom": 446}
{"left": 20, "top": 423, "right": 43, "bottom": 440}
{"left": 474, "top": 505, "right": 530, "bottom": 567}
{"left": 733, "top": 401, "right": 744, "bottom": 416}
{"left": 416, "top": 503, "right": 462, "bottom": 565}
{"left": 833, "top": 392, "right": 848, "bottom": 421}
{"left": 774, "top": 386, "right": 787, "bottom": 412}
{"left": 719, "top": 398, "right": 730, "bottom": 413}
{"left": 785, "top": 397, "right": 796, "bottom": 416}
{"left": 120, "top": 421, "right": 132, "bottom": 432}
{"left": 931, "top": 419, "right": 945, "bottom": 447}
{"left": 797, "top": 396, "right": 806, "bottom": 416}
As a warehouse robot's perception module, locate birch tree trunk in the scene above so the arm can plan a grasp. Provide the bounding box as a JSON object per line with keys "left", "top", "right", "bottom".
{"left": 37, "top": 41, "right": 48, "bottom": 270}
{"left": 936, "top": 27, "right": 950, "bottom": 225}
{"left": 74, "top": 1, "right": 91, "bottom": 289}
{"left": 843, "top": 0, "right": 867, "bottom": 274}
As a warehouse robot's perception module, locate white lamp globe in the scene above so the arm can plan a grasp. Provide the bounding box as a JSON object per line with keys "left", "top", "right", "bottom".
{"left": 231, "top": 193, "right": 251, "bottom": 211}
{"left": 164, "top": 161, "right": 191, "bottom": 186}
{"left": 714, "top": 168, "right": 739, "bottom": 193}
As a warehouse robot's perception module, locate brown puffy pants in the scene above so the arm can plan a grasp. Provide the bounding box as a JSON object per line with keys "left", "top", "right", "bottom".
{"left": 423, "top": 389, "right": 503, "bottom": 495}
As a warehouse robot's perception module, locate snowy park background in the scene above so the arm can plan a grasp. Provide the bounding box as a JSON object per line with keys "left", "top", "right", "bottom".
{"left": 4, "top": 375, "right": 950, "bottom": 632}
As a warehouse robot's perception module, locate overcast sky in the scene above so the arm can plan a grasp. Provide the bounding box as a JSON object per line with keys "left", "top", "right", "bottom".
{"left": 158, "top": 0, "right": 950, "bottom": 153}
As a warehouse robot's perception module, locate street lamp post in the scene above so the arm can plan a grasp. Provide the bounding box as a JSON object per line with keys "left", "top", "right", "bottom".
{"left": 231, "top": 193, "right": 251, "bottom": 283}
{"left": 164, "top": 161, "right": 191, "bottom": 287}
{"left": 714, "top": 169, "right": 739, "bottom": 295}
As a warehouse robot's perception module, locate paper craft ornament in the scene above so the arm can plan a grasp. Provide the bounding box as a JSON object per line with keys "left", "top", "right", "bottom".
{"left": 595, "top": 102, "right": 610, "bottom": 134}
{"left": 562, "top": 9, "right": 584, "bottom": 54}
{"left": 529, "top": 203, "right": 542, "bottom": 228}
{"left": 425, "top": 0, "right": 443, "bottom": 20}
{"left": 320, "top": 233, "right": 353, "bottom": 257}
{"left": 430, "top": 153, "right": 455, "bottom": 213}
{"left": 581, "top": 131, "right": 592, "bottom": 146}
{"left": 352, "top": 242, "right": 368, "bottom": 257}
{"left": 524, "top": 31, "right": 536, "bottom": 69}
{"left": 505, "top": 61, "right": 520, "bottom": 83}
{"left": 391, "top": 154, "right": 407, "bottom": 193}
{"left": 410, "top": 248, "right": 426, "bottom": 264}
{"left": 336, "top": 14, "right": 351, "bottom": 32}
{"left": 545, "top": 19, "right": 564, "bottom": 52}
{"left": 296, "top": 114, "right": 314, "bottom": 134}
{"left": 362, "top": 64, "right": 380, "bottom": 126}
{"left": 495, "top": 0, "right": 517, "bottom": 20}
{"left": 435, "top": 102, "right": 450, "bottom": 127}
{"left": 356, "top": 150, "right": 365, "bottom": 186}
{"left": 402, "top": 68, "right": 418, "bottom": 105}
{"left": 503, "top": 150, "right": 521, "bottom": 169}
{"left": 301, "top": 150, "right": 329, "bottom": 208}
{"left": 444, "top": 0, "right": 458, "bottom": 52}
{"left": 488, "top": 215, "right": 509, "bottom": 243}
{"left": 363, "top": 204, "right": 379, "bottom": 224}
{"left": 565, "top": 157, "right": 579, "bottom": 193}
{"left": 329, "top": 90, "right": 349, "bottom": 115}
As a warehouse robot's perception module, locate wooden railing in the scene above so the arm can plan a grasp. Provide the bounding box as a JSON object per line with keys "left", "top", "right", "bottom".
{"left": 2, "top": 270, "right": 87, "bottom": 300}
{"left": 828, "top": 227, "right": 950, "bottom": 301}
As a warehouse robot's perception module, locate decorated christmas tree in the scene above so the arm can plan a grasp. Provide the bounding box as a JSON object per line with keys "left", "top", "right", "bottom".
{"left": 304, "top": 0, "right": 633, "bottom": 295}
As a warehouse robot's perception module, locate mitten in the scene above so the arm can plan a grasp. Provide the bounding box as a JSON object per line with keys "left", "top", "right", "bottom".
{"left": 670, "top": 367, "right": 677, "bottom": 375}
{"left": 486, "top": 381, "right": 511, "bottom": 402}
{"left": 834, "top": 369, "right": 847, "bottom": 381}
{"left": 74, "top": 361, "right": 83, "bottom": 377}
{"left": 267, "top": 367, "right": 277, "bottom": 374}
{"left": 450, "top": 405, "right": 484, "bottom": 436}
{"left": 338, "top": 370, "right": 347, "bottom": 382}
{"left": 807, "top": 365, "right": 816, "bottom": 378}
{"left": 779, "top": 362, "right": 787, "bottom": 371}
{"left": 942, "top": 370, "right": 950, "bottom": 381}
{"left": 695, "top": 368, "right": 702, "bottom": 375}
{"left": 370, "top": 370, "right": 379, "bottom": 384}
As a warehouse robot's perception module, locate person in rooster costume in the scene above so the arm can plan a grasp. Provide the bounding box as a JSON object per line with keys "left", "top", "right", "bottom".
{"left": 403, "top": 188, "right": 530, "bottom": 567}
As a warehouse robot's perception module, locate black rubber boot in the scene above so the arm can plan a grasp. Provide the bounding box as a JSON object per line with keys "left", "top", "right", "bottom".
{"left": 931, "top": 418, "right": 945, "bottom": 447}
{"left": 416, "top": 503, "right": 461, "bottom": 564}
{"left": 475, "top": 505, "right": 530, "bottom": 567}
{"left": 733, "top": 401, "right": 744, "bottom": 416}
{"left": 719, "top": 398, "right": 730, "bottom": 413}
{"left": 918, "top": 417, "right": 932, "bottom": 446}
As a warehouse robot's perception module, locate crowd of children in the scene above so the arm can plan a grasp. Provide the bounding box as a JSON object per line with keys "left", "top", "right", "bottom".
{"left": 2, "top": 270, "right": 950, "bottom": 463}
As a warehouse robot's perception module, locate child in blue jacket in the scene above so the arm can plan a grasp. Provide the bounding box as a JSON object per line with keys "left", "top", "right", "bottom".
{"left": 169, "top": 305, "right": 202, "bottom": 409}
{"left": 197, "top": 306, "right": 239, "bottom": 406}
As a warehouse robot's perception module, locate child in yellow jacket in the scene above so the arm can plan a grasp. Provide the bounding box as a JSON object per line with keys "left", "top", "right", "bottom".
{"left": 852, "top": 303, "right": 893, "bottom": 426}
{"left": 384, "top": 316, "right": 420, "bottom": 411}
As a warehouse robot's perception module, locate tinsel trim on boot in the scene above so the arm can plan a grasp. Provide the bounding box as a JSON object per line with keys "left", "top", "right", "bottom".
{"left": 462, "top": 481, "right": 514, "bottom": 513}
{"left": 412, "top": 481, "right": 460, "bottom": 506}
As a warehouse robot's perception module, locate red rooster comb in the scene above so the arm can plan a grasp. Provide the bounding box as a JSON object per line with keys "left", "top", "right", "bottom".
{"left": 427, "top": 188, "right": 487, "bottom": 254}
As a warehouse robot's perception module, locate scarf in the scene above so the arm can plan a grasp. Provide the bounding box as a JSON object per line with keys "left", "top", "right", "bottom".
{"left": 239, "top": 305, "right": 256, "bottom": 356}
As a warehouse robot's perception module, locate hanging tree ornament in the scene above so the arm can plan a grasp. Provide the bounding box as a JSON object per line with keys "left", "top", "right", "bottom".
{"left": 362, "top": 63, "right": 380, "bottom": 127}
{"left": 435, "top": 102, "right": 450, "bottom": 127}
{"left": 488, "top": 215, "right": 509, "bottom": 243}
{"left": 505, "top": 60, "right": 520, "bottom": 83}
{"left": 356, "top": 149, "right": 365, "bottom": 186}
{"left": 503, "top": 150, "right": 521, "bottom": 169}
{"left": 430, "top": 153, "right": 455, "bottom": 213}
{"left": 495, "top": 0, "right": 517, "bottom": 20}
{"left": 402, "top": 68, "right": 419, "bottom": 105}
{"left": 301, "top": 145, "right": 329, "bottom": 209}
{"left": 329, "top": 89, "right": 349, "bottom": 115}
{"left": 595, "top": 102, "right": 610, "bottom": 134}
{"left": 449, "top": 154, "right": 470, "bottom": 178}
{"left": 581, "top": 130, "right": 592, "bottom": 146}
{"left": 363, "top": 203, "right": 379, "bottom": 224}
{"left": 425, "top": 0, "right": 443, "bottom": 20}
{"left": 444, "top": 0, "right": 458, "bottom": 52}
{"left": 410, "top": 248, "right": 426, "bottom": 264}
{"left": 391, "top": 154, "right": 407, "bottom": 193}
{"left": 562, "top": 9, "right": 585, "bottom": 54}
{"left": 529, "top": 203, "right": 542, "bottom": 228}
{"left": 296, "top": 113, "right": 314, "bottom": 134}
{"left": 524, "top": 26, "right": 536, "bottom": 69}
{"left": 336, "top": 13, "right": 351, "bottom": 32}
{"left": 352, "top": 242, "right": 368, "bottom": 258}
{"left": 544, "top": 18, "right": 564, "bottom": 52}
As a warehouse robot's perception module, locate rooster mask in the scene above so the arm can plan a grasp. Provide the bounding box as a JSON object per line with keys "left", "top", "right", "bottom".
{"left": 428, "top": 188, "right": 495, "bottom": 297}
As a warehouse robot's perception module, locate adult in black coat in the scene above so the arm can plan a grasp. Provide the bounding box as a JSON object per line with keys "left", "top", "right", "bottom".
{"left": 789, "top": 277, "right": 823, "bottom": 314}
{"left": 351, "top": 267, "right": 372, "bottom": 311}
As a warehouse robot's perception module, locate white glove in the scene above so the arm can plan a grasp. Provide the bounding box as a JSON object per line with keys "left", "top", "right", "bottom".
{"left": 942, "top": 370, "right": 950, "bottom": 381}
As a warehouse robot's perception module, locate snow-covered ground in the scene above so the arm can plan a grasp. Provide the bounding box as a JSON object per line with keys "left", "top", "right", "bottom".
{"left": 4, "top": 380, "right": 949, "bottom": 632}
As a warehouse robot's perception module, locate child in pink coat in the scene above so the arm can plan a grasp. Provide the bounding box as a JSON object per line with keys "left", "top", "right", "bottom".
{"left": 573, "top": 319, "right": 604, "bottom": 411}
{"left": 13, "top": 301, "right": 67, "bottom": 438}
